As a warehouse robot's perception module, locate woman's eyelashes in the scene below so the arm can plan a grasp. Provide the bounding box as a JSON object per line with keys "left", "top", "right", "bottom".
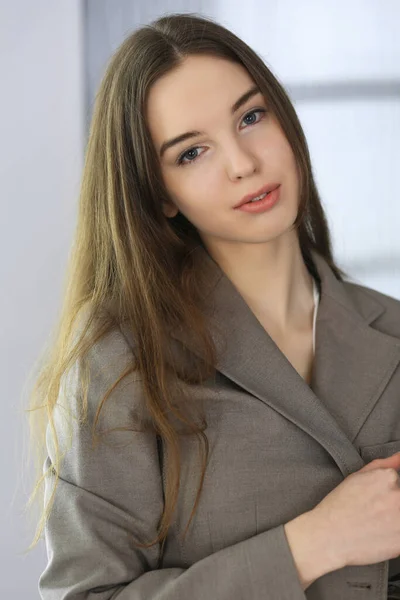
{"left": 175, "top": 108, "right": 267, "bottom": 167}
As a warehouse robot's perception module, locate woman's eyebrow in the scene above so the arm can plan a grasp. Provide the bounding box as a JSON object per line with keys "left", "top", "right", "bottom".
{"left": 159, "top": 85, "right": 261, "bottom": 158}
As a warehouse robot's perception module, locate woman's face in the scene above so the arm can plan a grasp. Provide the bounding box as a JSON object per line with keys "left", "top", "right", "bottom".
{"left": 146, "top": 54, "right": 300, "bottom": 254}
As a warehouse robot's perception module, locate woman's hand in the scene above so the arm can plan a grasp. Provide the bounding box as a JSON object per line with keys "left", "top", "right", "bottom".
{"left": 310, "top": 452, "right": 400, "bottom": 568}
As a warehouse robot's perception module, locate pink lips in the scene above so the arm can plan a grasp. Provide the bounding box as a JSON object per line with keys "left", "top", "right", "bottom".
{"left": 234, "top": 182, "right": 281, "bottom": 208}
{"left": 235, "top": 184, "right": 281, "bottom": 213}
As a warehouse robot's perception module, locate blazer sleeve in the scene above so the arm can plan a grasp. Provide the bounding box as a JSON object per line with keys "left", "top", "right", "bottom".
{"left": 38, "top": 325, "right": 308, "bottom": 600}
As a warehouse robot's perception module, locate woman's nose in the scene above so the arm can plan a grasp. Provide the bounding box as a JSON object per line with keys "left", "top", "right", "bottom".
{"left": 226, "top": 147, "right": 258, "bottom": 180}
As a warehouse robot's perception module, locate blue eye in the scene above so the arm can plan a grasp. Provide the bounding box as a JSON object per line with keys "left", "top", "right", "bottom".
{"left": 175, "top": 108, "right": 267, "bottom": 167}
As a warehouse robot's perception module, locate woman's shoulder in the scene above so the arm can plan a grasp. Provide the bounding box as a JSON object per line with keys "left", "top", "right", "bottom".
{"left": 61, "top": 305, "right": 143, "bottom": 419}
{"left": 72, "top": 303, "right": 138, "bottom": 355}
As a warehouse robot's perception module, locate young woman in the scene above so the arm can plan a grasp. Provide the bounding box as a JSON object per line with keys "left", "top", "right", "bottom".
{"left": 27, "top": 12, "right": 400, "bottom": 600}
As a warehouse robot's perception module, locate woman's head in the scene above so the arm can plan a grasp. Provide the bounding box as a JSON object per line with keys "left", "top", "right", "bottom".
{"left": 147, "top": 53, "right": 300, "bottom": 258}
{"left": 25, "top": 12, "right": 345, "bottom": 554}
{"left": 86, "top": 10, "right": 338, "bottom": 280}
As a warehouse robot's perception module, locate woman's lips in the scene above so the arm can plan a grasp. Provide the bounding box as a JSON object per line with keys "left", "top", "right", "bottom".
{"left": 235, "top": 182, "right": 281, "bottom": 208}
{"left": 235, "top": 184, "right": 281, "bottom": 213}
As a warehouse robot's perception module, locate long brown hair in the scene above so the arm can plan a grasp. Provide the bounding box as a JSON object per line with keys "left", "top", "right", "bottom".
{"left": 24, "top": 12, "right": 348, "bottom": 555}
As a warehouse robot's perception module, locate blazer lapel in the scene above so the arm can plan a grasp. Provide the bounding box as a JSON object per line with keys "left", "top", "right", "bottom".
{"left": 171, "top": 245, "right": 400, "bottom": 479}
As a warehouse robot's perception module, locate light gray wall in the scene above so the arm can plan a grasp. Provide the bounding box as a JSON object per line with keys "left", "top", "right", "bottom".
{"left": 3, "top": 0, "right": 399, "bottom": 597}
{"left": 1, "top": 0, "right": 85, "bottom": 596}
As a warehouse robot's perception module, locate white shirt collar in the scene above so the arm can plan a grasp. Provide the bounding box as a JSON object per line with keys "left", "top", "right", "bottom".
{"left": 312, "top": 278, "right": 320, "bottom": 355}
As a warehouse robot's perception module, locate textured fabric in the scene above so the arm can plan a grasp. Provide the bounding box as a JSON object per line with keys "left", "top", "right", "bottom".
{"left": 38, "top": 247, "right": 400, "bottom": 599}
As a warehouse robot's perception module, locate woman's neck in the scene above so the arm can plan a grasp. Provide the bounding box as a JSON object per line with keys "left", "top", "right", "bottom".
{"left": 203, "top": 232, "right": 316, "bottom": 337}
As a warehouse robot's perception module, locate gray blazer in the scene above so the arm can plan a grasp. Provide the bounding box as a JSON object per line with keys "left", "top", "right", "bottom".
{"left": 39, "top": 247, "right": 400, "bottom": 600}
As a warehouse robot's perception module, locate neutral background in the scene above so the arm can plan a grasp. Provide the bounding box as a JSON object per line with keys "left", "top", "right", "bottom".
{"left": 2, "top": 0, "right": 399, "bottom": 596}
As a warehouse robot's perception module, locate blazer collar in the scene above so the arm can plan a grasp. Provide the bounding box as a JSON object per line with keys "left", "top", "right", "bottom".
{"left": 171, "top": 245, "right": 400, "bottom": 478}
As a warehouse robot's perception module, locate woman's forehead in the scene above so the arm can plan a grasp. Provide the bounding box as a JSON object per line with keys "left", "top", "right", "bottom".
{"left": 146, "top": 58, "right": 259, "bottom": 153}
